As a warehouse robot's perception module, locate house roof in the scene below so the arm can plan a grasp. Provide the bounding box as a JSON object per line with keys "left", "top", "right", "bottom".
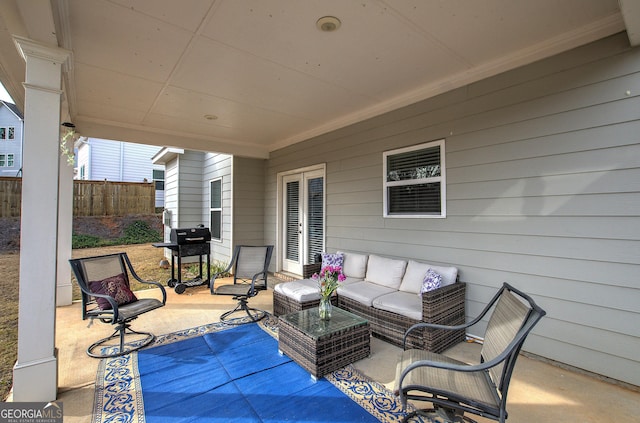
{"left": 0, "top": 1, "right": 637, "bottom": 158}
{"left": 0, "top": 100, "right": 23, "bottom": 121}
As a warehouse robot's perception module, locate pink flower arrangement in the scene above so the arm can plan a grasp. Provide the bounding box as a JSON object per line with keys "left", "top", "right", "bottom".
{"left": 313, "top": 265, "right": 346, "bottom": 299}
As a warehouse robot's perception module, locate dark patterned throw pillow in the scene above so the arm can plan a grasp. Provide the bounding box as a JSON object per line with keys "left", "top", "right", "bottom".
{"left": 89, "top": 273, "right": 137, "bottom": 310}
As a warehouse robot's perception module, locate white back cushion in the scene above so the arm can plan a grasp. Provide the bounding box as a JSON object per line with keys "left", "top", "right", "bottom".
{"left": 431, "top": 264, "right": 458, "bottom": 286}
{"left": 399, "top": 260, "right": 431, "bottom": 294}
{"left": 337, "top": 251, "right": 368, "bottom": 279}
{"left": 364, "top": 255, "right": 407, "bottom": 289}
{"left": 399, "top": 260, "right": 459, "bottom": 294}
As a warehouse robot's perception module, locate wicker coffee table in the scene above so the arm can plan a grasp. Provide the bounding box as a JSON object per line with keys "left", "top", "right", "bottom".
{"left": 278, "top": 307, "right": 370, "bottom": 379}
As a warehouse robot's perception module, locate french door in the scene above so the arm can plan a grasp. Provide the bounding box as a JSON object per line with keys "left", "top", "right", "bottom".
{"left": 281, "top": 168, "right": 324, "bottom": 275}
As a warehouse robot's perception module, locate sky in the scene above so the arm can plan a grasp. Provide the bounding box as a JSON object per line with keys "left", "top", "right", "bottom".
{"left": 0, "top": 81, "right": 14, "bottom": 103}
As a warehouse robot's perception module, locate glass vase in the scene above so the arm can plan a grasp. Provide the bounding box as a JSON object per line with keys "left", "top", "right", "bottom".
{"left": 318, "top": 297, "right": 332, "bottom": 320}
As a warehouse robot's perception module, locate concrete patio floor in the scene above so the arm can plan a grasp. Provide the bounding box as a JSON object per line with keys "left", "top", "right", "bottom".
{"left": 51, "top": 282, "right": 639, "bottom": 422}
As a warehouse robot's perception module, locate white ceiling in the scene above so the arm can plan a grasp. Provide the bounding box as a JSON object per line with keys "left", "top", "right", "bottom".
{"left": 0, "top": 0, "right": 635, "bottom": 158}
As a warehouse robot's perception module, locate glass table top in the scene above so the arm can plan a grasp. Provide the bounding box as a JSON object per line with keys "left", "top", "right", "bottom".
{"left": 280, "top": 307, "right": 368, "bottom": 340}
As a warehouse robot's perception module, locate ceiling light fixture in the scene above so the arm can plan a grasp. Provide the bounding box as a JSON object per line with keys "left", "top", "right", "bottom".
{"left": 316, "top": 16, "right": 341, "bottom": 32}
{"left": 204, "top": 114, "right": 218, "bottom": 120}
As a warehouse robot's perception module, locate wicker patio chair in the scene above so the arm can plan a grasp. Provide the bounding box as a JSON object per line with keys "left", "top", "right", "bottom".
{"left": 396, "top": 282, "right": 546, "bottom": 423}
{"left": 210, "top": 245, "right": 273, "bottom": 323}
{"left": 69, "top": 252, "right": 167, "bottom": 358}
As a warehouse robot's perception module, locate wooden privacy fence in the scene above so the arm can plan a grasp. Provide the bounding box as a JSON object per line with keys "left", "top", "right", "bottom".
{"left": 0, "top": 177, "right": 155, "bottom": 217}
{"left": 74, "top": 180, "right": 155, "bottom": 216}
{"left": 0, "top": 177, "right": 21, "bottom": 217}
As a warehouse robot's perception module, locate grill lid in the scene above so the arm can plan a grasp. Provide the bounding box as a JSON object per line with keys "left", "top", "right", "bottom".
{"left": 170, "top": 227, "right": 211, "bottom": 244}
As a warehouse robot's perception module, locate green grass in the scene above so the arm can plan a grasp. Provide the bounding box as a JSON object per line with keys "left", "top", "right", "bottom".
{"left": 186, "top": 260, "right": 231, "bottom": 278}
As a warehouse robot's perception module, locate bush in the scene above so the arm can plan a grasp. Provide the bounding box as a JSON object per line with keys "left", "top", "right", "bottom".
{"left": 72, "top": 220, "right": 161, "bottom": 249}
{"left": 120, "top": 220, "right": 162, "bottom": 244}
{"left": 72, "top": 234, "right": 113, "bottom": 249}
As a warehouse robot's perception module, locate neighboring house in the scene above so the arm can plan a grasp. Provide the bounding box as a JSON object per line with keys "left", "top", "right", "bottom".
{"left": 75, "top": 137, "right": 165, "bottom": 207}
{"left": 162, "top": 34, "right": 638, "bottom": 387}
{"left": 0, "top": 100, "right": 23, "bottom": 177}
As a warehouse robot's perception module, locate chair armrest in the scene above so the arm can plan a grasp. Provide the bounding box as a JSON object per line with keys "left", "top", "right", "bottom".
{"left": 136, "top": 279, "right": 167, "bottom": 304}
{"left": 210, "top": 259, "right": 236, "bottom": 294}
{"left": 122, "top": 254, "right": 167, "bottom": 304}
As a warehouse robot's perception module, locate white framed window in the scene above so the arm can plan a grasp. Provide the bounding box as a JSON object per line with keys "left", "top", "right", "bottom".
{"left": 210, "top": 178, "right": 222, "bottom": 241}
{"left": 7, "top": 154, "right": 13, "bottom": 167}
{"left": 0, "top": 128, "right": 5, "bottom": 140}
{"left": 153, "top": 169, "right": 164, "bottom": 191}
{"left": 80, "top": 165, "right": 86, "bottom": 180}
{"left": 7, "top": 127, "right": 14, "bottom": 139}
{"left": 383, "top": 139, "right": 446, "bottom": 218}
{"left": 0, "top": 154, "right": 5, "bottom": 166}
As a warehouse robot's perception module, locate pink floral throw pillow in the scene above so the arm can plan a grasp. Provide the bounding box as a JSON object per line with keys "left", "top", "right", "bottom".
{"left": 420, "top": 268, "right": 442, "bottom": 297}
{"left": 89, "top": 273, "right": 137, "bottom": 310}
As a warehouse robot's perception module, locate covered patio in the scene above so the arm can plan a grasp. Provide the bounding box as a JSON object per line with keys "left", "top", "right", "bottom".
{"left": 1, "top": 0, "right": 639, "bottom": 414}
{"left": 51, "top": 284, "right": 639, "bottom": 422}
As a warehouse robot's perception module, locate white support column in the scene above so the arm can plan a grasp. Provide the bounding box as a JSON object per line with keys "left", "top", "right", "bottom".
{"left": 12, "top": 36, "right": 71, "bottom": 402}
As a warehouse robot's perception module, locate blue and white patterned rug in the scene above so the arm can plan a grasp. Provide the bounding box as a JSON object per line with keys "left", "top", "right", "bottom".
{"left": 93, "top": 315, "right": 433, "bottom": 422}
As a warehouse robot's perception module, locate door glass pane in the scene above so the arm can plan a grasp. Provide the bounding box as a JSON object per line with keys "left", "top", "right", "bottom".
{"left": 307, "top": 177, "right": 323, "bottom": 263}
{"left": 286, "top": 181, "right": 299, "bottom": 261}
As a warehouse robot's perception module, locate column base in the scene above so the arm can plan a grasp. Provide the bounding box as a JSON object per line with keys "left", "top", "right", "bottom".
{"left": 56, "top": 282, "right": 73, "bottom": 306}
{"left": 12, "top": 348, "right": 58, "bottom": 402}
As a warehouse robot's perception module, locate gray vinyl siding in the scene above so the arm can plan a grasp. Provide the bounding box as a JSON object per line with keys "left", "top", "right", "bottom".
{"left": 176, "top": 151, "right": 205, "bottom": 229}
{"left": 233, "top": 156, "right": 266, "bottom": 247}
{"left": 265, "top": 33, "right": 640, "bottom": 386}
{"left": 203, "top": 153, "right": 233, "bottom": 265}
{"left": 163, "top": 159, "right": 178, "bottom": 241}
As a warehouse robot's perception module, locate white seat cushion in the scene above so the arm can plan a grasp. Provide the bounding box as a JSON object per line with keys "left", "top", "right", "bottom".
{"left": 342, "top": 276, "right": 364, "bottom": 285}
{"left": 337, "top": 251, "right": 368, "bottom": 279}
{"left": 274, "top": 279, "right": 320, "bottom": 302}
{"left": 364, "top": 255, "right": 407, "bottom": 289}
{"left": 373, "top": 291, "right": 422, "bottom": 321}
{"left": 337, "top": 281, "right": 396, "bottom": 307}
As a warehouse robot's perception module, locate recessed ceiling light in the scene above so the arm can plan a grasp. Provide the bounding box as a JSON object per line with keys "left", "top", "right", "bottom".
{"left": 316, "top": 16, "right": 341, "bottom": 32}
{"left": 204, "top": 114, "right": 218, "bottom": 120}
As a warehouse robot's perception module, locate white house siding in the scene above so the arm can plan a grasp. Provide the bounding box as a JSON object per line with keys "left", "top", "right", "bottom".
{"left": 162, "top": 159, "right": 179, "bottom": 241}
{"left": 176, "top": 151, "right": 205, "bottom": 229}
{"left": 265, "top": 33, "right": 640, "bottom": 386}
{"left": 159, "top": 151, "right": 206, "bottom": 264}
{"left": 85, "top": 139, "right": 121, "bottom": 181}
{"left": 203, "top": 153, "right": 233, "bottom": 265}
{"left": 233, "top": 156, "right": 266, "bottom": 248}
{"left": 121, "top": 142, "right": 161, "bottom": 182}
{"left": 0, "top": 103, "right": 23, "bottom": 176}
{"left": 75, "top": 138, "right": 163, "bottom": 206}
{"left": 75, "top": 142, "right": 89, "bottom": 178}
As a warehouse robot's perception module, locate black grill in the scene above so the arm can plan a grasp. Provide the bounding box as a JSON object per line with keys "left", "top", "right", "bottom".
{"left": 170, "top": 227, "right": 211, "bottom": 245}
{"left": 153, "top": 226, "right": 211, "bottom": 294}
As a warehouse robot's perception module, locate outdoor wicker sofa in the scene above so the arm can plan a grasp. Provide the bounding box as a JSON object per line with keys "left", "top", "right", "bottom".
{"left": 273, "top": 252, "right": 466, "bottom": 353}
